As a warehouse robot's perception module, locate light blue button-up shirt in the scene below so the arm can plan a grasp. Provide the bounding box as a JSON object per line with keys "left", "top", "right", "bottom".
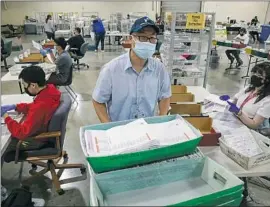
{"left": 92, "top": 52, "right": 171, "bottom": 122}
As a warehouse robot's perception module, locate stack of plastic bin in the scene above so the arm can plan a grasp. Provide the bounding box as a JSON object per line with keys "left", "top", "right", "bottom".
{"left": 80, "top": 115, "right": 244, "bottom": 206}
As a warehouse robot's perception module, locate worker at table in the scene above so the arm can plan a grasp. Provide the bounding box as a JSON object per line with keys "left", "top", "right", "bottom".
{"left": 1, "top": 66, "right": 61, "bottom": 161}
{"left": 42, "top": 37, "right": 73, "bottom": 85}
{"left": 67, "top": 27, "right": 85, "bottom": 56}
{"left": 92, "top": 16, "right": 171, "bottom": 123}
{"left": 224, "top": 62, "right": 270, "bottom": 130}
{"left": 225, "top": 28, "right": 249, "bottom": 69}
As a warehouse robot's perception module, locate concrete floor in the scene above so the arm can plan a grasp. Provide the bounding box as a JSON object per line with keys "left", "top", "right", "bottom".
{"left": 1, "top": 34, "right": 270, "bottom": 206}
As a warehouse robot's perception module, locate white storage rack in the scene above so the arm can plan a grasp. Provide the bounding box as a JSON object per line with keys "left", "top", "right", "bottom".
{"left": 121, "top": 20, "right": 131, "bottom": 34}
{"left": 109, "top": 13, "right": 123, "bottom": 32}
{"left": 161, "top": 12, "right": 215, "bottom": 87}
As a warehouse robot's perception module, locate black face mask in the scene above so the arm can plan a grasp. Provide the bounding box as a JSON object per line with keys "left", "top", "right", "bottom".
{"left": 250, "top": 75, "right": 264, "bottom": 87}
{"left": 24, "top": 84, "right": 35, "bottom": 96}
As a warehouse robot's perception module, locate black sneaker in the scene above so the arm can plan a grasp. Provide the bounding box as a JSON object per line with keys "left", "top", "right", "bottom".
{"left": 236, "top": 60, "right": 243, "bottom": 68}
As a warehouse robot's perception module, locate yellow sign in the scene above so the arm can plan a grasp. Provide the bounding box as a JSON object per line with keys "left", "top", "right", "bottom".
{"left": 186, "top": 13, "right": 206, "bottom": 30}
{"left": 215, "top": 29, "right": 227, "bottom": 41}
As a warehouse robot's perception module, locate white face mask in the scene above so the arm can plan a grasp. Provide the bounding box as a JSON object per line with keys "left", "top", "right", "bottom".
{"left": 132, "top": 39, "right": 156, "bottom": 60}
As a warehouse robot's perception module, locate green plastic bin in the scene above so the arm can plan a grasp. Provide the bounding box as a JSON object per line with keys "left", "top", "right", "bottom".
{"left": 218, "top": 196, "right": 243, "bottom": 206}
{"left": 217, "top": 41, "right": 232, "bottom": 48}
{"left": 251, "top": 50, "right": 268, "bottom": 58}
{"left": 80, "top": 115, "right": 202, "bottom": 173}
{"left": 89, "top": 157, "right": 244, "bottom": 206}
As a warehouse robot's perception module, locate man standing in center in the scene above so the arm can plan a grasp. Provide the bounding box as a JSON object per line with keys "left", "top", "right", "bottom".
{"left": 92, "top": 17, "right": 171, "bottom": 122}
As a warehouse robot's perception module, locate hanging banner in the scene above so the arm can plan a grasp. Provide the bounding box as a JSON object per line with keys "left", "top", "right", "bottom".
{"left": 186, "top": 13, "right": 206, "bottom": 30}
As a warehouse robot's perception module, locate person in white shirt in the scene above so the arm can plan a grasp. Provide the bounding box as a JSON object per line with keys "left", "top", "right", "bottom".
{"left": 225, "top": 62, "right": 270, "bottom": 130}
{"left": 225, "top": 28, "right": 249, "bottom": 68}
{"left": 44, "top": 15, "right": 55, "bottom": 40}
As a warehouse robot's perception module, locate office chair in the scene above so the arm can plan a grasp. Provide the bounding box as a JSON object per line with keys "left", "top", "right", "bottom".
{"left": 1, "top": 40, "right": 12, "bottom": 70}
{"left": 58, "top": 65, "right": 78, "bottom": 104}
{"left": 70, "top": 42, "right": 90, "bottom": 71}
{"left": 4, "top": 93, "right": 86, "bottom": 195}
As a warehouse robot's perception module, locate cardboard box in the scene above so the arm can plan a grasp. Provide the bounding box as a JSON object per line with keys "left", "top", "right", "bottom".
{"left": 220, "top": 130, "right": 270, "bottom": 169}
{"left": 19, "top": 54, "right": 43, "bottom": 63}
{"left": 170, "top": 103, "right": 201, "bottom": 116}
{"left": 171, "top": 85, "right": 187, "bottom": 94}
{"left": 43, "top": 40, "right": 55, "bottom": 49}
{"left": 171, "top": 93, "right": 194, "bottom": 103}
{"left": 184, "top": 116, "right": 221, "bottom": 146}
{"left": 184, "top": 116, "right": 212, "bottom": 133}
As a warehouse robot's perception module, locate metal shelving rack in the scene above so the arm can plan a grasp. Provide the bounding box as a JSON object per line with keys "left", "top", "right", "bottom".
{"left": 161, "top": 12, "right": 215, "bottom": 88}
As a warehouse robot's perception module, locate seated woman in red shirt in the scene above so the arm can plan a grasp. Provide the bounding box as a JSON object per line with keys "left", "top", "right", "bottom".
{"left": 1, "top": 66, "right": 61, "bottom": 162}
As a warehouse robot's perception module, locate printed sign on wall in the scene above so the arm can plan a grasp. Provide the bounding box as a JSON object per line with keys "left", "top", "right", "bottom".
{"left": 186, "top": 13, "right": 206, "bottom": 30}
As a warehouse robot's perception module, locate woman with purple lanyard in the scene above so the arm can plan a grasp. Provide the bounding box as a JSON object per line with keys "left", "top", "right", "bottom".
{"left": 221, "top": 62, "right": 270, "bottom": 131}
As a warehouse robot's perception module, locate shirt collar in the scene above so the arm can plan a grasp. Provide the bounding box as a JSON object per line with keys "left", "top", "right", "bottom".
{"left": 123, "top": 51, "right": 154, "bottom": 72}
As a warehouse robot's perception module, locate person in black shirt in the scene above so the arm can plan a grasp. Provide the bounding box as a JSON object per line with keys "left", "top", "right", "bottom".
{"left": 67, "top": 27, "right": 85, "bottom": 56}
{"left": 251, "top": 16, "right": 259, "bottom": 26}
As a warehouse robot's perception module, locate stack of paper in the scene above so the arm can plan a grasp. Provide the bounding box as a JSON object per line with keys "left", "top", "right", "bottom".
{"left": 32, "top": 40, "right": 43, "bottom": 50}
{"left": 212, "top": 112, "right": 245, "bottom": 135}
{"left": 84, "top": 118, "right": 198, "bottom": 156}
{"left": 222, "top": 127, "right": 264, "bottom": 157}
{"left": 1, "top": 125, "right": 10, "bottom": 137}
{"left": 203, "top": 94, "right": 228, "bottom": 114}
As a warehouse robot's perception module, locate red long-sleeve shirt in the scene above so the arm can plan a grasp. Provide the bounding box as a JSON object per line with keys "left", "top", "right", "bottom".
{"left": 5, "top": 84, "right": 61, "bottom": 140}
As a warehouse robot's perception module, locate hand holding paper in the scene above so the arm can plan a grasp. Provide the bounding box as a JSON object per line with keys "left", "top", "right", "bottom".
{"left": 1, "top": 105, "right": 16, "bottom": 117}
{"left": 227, "top": 102, "right": 240, "bottom": 114}
{"left": 40, "top": 49, "right": 47, "bottom": 57}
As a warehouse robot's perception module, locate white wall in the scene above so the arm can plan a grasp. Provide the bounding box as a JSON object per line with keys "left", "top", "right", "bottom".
{"left": 264, "top": 2, "right": 270, "bottom": 24}
{"left": 1, "top": 1, "right": 157, "bottom": 25}
{"left": 203, "top": 1, "right": 268, "bottom": 23}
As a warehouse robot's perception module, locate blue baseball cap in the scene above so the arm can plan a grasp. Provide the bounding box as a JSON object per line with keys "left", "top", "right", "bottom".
{"left": 130, "top": 16, "right": 159, "bottom": 34}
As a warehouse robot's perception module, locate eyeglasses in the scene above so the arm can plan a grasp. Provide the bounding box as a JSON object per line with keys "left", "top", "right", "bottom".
{"left": 133, "top": 35, "right": 158, "bottom": 44}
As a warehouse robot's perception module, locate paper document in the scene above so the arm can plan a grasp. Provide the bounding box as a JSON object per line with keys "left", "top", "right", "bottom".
{"left": 1, "top": 125, "right": 10, "bottom": 137}
{"left": 202, "top": 94, "right": 229, "bottom": 114}
{"left": 32, "top": 40, "right": 42, "bottom": 50}
{"left": 222, "top": 127, "right": 264, "bottom": 157}
{"left": 147, "top": 119, "right": 196, "bottom": 146}
{"left": 46, "top": 53, "right": 55, "bottom": 64}
{"left": 204, "top": 94, "right": 228, "bottom": 106}
{"left": 84, "top": 118, "right": 198, "bottom": 156}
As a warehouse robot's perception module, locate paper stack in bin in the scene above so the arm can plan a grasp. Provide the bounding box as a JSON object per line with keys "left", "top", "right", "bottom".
{"left": 80, "top": 115, "right": 203, "bottom": 173}
{"left": 89, "top": 156, "right": 244, "bottom": 206}
{"left": 219, "top": 127, "right": 270, "bottom": 170}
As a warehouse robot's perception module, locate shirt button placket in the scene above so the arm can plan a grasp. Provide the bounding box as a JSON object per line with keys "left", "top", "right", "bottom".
{"left": 137, "top": 74, "right": 143, "bottom": 117}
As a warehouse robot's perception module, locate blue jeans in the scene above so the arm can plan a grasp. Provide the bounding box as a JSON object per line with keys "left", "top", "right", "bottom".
{"left": 95, "top": 33, "right": 105, "bottom": 50}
